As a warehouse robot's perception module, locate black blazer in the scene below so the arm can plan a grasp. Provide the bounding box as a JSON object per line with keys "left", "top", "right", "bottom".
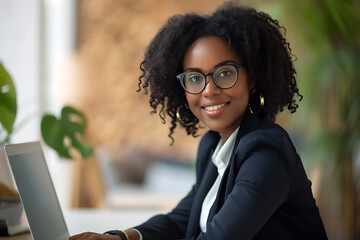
{"left": 134, "top": 112, "right": 327, "bottom": 239}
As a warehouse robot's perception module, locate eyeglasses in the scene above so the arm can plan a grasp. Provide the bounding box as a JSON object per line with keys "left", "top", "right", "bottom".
{"left": 176, "top": 63, "right": 245, "bottom": 94}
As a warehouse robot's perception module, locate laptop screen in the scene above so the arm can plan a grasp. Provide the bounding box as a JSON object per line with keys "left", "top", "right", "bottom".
{"left": 5, "top": 142, "right": 69, "bottom": 240}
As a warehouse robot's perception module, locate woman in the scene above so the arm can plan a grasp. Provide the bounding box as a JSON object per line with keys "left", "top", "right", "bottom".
{"left": 70, "top": 2, "right": 327, "bottom": 239}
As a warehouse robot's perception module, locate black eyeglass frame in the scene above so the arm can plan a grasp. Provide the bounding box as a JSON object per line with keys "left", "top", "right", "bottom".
{"left": 176, "top": 63, "right": 245, "bottom": 94}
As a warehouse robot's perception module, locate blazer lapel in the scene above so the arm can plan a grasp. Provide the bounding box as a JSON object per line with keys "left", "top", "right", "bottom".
{"left": 232, "top": 110, "right": 264, "bottom": 154}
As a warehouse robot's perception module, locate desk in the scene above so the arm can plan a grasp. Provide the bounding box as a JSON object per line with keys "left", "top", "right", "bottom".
{"left": 0, "top": 233, "right": 31, "bottom": 240}
{"left": 0, "top": 208, "right": 159, "bottom": 240}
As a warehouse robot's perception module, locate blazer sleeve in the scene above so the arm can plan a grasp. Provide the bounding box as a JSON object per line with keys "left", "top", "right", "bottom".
{"left": 134, "top": 184, "right": 195, "bottom": 239}
{"left": 192, "top": 130, "right": 292, "bottom": 240}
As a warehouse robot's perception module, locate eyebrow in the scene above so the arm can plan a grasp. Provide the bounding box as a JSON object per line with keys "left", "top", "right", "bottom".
{"left": 184, "top": 60, "right": 237, "bottom": 72}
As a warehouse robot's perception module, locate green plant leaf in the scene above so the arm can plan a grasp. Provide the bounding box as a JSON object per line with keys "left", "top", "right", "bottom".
{"left": 0, "top": 62, "right": 17, "bottom": 141}
{"left": 41, "top": 106, "right": 93, "bottom": 159}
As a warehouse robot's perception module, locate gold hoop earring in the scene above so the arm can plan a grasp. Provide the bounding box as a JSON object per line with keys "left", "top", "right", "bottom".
{"left": 176, "top": 104, "right": 196, "bottom": 127}
{"left": 248, "top": 88, "right": 264, "bottom": 114}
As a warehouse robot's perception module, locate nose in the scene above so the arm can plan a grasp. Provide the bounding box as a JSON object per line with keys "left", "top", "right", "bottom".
{"left": 202, "top": 75, "right": 221, "bottom": 97}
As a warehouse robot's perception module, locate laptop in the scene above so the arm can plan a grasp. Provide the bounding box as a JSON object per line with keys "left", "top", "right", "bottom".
{"left": 3, "top": 141, "right": 70, "bottom": 240}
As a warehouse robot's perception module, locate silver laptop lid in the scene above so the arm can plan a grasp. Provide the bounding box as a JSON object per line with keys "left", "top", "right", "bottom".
{"left": 4, "top": 141, "right": 70, "bottom": 240}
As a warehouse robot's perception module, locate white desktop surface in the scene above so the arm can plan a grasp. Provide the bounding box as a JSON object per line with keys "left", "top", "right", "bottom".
{"left": 63, "top": 208, "right": 160, "bottom": 236}
{"left": 0, "top": 208, "right": 161, "bottom": 239}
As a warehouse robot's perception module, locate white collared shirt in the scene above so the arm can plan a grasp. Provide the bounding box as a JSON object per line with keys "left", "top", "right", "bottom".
{"left": 199, "top": 126, "right": 240, "bottom": 232}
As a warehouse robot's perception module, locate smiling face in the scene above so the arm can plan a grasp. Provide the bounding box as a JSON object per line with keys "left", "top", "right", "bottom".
{"left": 183, "top": 36, "right": 252, "bottom": 141}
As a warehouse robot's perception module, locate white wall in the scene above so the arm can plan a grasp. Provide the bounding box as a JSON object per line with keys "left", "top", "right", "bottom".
{"left": 0, "top": 0, "right": 43, "bottom": 143}
{"left": 0, "top": 0, "right": 77, "bottom": 209}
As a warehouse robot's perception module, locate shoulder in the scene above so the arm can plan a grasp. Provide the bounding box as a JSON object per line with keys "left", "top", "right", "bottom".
{"left": 234, "top": 121, "right": 298, "bottom": 171}
{"left": 239, "top": 121, "right": 295, "bottom": 153}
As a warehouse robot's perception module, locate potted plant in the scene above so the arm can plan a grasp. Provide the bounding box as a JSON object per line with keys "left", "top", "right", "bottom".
{"left": 0, "top": 62, "right": 94, "bottom": 208}
{"left": 1, "top": 61, "right": 92, "bottom": 155}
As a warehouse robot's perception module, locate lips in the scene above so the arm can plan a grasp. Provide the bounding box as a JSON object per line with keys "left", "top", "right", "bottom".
{"left": 204, "top": 103, "right": 226, "bottom": 111}
{"left": 201, "top": 102, "right": 229, "bottom": 117}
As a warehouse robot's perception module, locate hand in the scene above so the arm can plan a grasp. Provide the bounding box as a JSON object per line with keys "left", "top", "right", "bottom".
{"left": 69, "top": 232, "right": 121, "bottom": 240}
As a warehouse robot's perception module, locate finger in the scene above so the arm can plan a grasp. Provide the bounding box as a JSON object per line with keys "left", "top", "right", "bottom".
{"left": 69, "top": 232, "right": 86, "bottom": 240}
{"left": 69, "top": 232, "right": 96, "bottom": 240}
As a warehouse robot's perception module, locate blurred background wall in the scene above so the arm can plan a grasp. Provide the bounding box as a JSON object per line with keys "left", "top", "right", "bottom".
{"left": 0, "top": 0, "right": 359, "bottom": 239}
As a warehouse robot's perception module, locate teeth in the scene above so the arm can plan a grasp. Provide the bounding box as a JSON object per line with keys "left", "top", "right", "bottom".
{"left": 205, "top": 103, "right": 225, "bottom": 111}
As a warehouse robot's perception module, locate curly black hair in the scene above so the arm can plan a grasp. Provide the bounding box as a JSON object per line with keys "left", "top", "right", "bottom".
{"left": 137, "top": 1, "right": 302, "bottom": 143}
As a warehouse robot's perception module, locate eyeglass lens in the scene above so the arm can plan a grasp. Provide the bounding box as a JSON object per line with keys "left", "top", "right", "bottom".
{"left": 182, "top": 65, "right": 238, "bottom": 93}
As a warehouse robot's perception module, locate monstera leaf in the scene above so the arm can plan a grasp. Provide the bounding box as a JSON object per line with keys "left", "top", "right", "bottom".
{"left": 0, "top": 62, "right": 17, "bottom": 143}
{"left": 41, "top": 106, "right": 93, "bottom": 159}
